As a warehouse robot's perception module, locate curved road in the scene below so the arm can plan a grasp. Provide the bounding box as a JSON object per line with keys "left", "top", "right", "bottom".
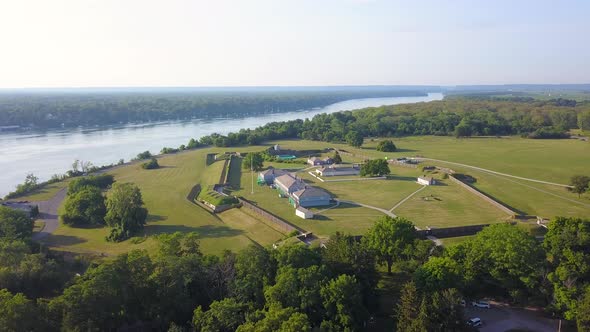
{"left": 415, "top": 158, "right": 573, "bottom": 188}
{"left": 31, "top": 188, "right": 67, "bottom": 241}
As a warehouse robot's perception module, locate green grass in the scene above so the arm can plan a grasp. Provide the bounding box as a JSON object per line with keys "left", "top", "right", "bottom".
{"left": 7, "top": 180, "right": 70, "bottom": 202}
{"left": 38, "top": 136, "right": 589, "bottom": 256}
{"left": 394, "top": 178, "right": 508, "bottom": 228}
{"left": 43, "top": 149, "right": 266, "bottom": 256}
{"left": 440, "top": 235, "right": 476, "bottom": 247}
{"left": 198, "top": 190, "right": 238, "bottom": 206}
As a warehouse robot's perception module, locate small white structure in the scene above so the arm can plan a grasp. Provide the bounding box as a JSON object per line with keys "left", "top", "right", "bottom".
{"left": 417, "top": 176, "right": 436, "bottom": 186}
{"left": 274, "top": 144, "right": 281, "bottom": 151}
{"left": 295, "top": 206, "right": 314, "bottom": 219}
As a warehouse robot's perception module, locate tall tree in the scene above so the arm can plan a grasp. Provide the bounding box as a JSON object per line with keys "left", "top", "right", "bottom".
{"left": 414, "top": 256, "right": 463, "bottom": 292}
{"left": 396, "top": 281, "right": 428, "bottom": 332}
{"left": 105, "top": 183, "right": 148, "bottom": 242}
{"left": 570, "top": 175, "right": 590, "bottom": 198}
{"left": 376, "top": 139, "right": 397, "bottom": 152}
{"left": 0, "top": 289, "right": 39, "bottom": 332}
{"left": 544, "top": 217, "right": 590, "bottom": 320}
{"left": 61, "top": 186, "right": 106, "bottom": 226}
{"left": 364, "top": 216, "right": 417, "bottom": 273}
{"left": 320, "top": 274, "right": 368, "bottom": 331}
{"left": 0, "top": 206, "right": 33, "bottom": 241}
{"left": 345, "top": 131, "right": 364, "bottom": 148}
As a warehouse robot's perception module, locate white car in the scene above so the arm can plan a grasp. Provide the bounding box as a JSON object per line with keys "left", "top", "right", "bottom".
{"left": 467, "top": 317, "right": 482, "bottom": 327}
{"left": 471, "top": 300, "right": 491, "bottom": 308}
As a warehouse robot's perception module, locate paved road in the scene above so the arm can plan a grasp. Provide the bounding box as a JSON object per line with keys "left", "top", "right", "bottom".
{"left": 465, "top": 303, "right": 559, "bottom": 332}
{"left": 31, "top": 188, "right": 67, "bottom": 241}
{"left": 415, "top": 158, "right": 573, "bottom": 188}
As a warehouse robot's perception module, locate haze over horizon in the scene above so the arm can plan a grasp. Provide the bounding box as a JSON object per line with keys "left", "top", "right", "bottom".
{"left": 1, "top": 0, "right": 589, "bottom": 88}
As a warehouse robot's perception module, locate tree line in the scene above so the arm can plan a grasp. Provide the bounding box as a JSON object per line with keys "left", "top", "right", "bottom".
{"left": 0, "top": 89, "right": 426, "bottom": 128}
{"left": 1, "top": 212, "right": 590, "bottom": 331}
{"left": 187, "top": 98, "right": 590, "bottom": 148}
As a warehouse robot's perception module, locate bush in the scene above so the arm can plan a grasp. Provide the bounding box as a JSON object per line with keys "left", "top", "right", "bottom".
{"left": 527, "top": 127, "right": 570, "bottom": 139}
{"left": 136, "top": 150, "right": 153, "bottom": 160}
{"left": 141, "top": 158, "right": 160, "bottom": 170}
{"left": 68, "top": 174, "right": 115, "bottom": 195}
{"left": 376, "top": 140, "right": 397, "bottom": 152}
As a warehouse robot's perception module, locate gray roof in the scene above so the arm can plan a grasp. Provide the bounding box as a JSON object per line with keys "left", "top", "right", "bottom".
{"left": 275, "top": 174, "right": 303, "bottom": 190}
{"left": 260, "top": 167, "right": 289, "bottom": 177}
{"left": 293, "top": 187, "right": 331, "bottom": 200}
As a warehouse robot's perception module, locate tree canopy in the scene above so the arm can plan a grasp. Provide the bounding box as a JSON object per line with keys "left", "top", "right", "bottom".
{"left": 104, "top": 183, "right": 148, "bottom": 242}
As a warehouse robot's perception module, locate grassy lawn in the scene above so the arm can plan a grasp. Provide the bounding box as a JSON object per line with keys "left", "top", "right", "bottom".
{"left": 37, "top": 136, "right": 588, "bottom": 256}
{"left": 393, "top": 178, "right": 509, "bottom": 228}
{"left": 43, "top": 150, "right": 265, "bottom": 256}
{"left": 450, "top": 165, "right": 590, "bottom": 218}
{"left": 7, "top": 180, "right": 70, "bottom": 202}
{"left": 217, "top": 208, "right": 285, "bottom": 246}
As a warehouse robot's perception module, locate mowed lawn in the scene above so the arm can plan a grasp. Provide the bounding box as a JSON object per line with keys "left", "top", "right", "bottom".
{"left": 43, "top": 150, "right": 276, "bottom": 256}
{"left": 451, "top": 166, "right": 590, "bottom": 218}
{"left": 393, "top": 178, "right": 509, "bottom": 228}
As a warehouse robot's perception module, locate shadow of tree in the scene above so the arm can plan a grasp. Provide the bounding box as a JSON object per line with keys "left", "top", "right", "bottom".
{"left": 144, "top": 224, "right": 244, "bottom": 238}
{"left": 44, "top": 234, "right": 88, "bottom": 246}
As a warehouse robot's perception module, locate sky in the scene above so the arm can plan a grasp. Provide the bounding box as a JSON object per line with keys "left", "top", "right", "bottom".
{"left": 0, "top": 0, "right": 589, "bottom": 88}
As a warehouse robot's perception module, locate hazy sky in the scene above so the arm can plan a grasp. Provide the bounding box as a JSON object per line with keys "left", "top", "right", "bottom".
{"left": 0, "top": 0, "right": 589, "bottom": 88}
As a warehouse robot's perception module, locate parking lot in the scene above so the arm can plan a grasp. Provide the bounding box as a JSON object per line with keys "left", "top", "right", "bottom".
{"left": 464, "top": 302, "right": 560, "bottom": 332}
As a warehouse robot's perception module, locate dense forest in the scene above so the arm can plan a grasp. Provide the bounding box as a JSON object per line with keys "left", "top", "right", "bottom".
{"left": 0, "top": 87, "right": 429, "bottom": 128}
{"left": 190, "top": 97, "right": 590, "bottom": 147}
{"left": 2, "top": 203, "right": 590, "bottom": 331}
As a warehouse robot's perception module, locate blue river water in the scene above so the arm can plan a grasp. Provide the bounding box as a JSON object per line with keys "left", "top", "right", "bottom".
{"left": 0, "top": 93, "right": 442, "bottom": 196}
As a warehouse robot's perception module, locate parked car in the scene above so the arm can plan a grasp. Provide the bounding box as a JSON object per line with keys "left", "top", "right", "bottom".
{"left": 466, "top": 317, "right": 482, "bottom": 327}
{"left": 471, "top": 300, "right": 491, "bottom": 308}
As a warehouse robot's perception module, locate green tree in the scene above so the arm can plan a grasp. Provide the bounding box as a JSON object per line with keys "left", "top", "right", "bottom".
{"left": 578, "top": 287, "right": 590, "bottom": 332}
{"left": 0, "top": 289, "right": 39, "bottom": 332}
{"left": 345, "top": 131, "right": 364, "bottom": 148}
{"left": 61, "top": 186, "right": 106, "bottom": 226}
{"left": 414, "top": 256, "right": 462, "bottom": 292}
{"left": 461, "top": 223, "right": 544, "bottom": 299}
{"left": 242, "top": 153, "right": 264, "bottom": 171}
{"left": 427, "top": 288, "right": 467, "bottom": 332}
{"left": 376, "top": 139, "right": 397, "bottom": 152}
{"left": 236, "top": 304, "right": 310, "bottom": 332}
{"left": 364, "top": 216, "right": 417, "bottom": 273}
{"left": 570, "top": 175, "right": 590, "bottom": 197}
{"left": 142, "top": 158, "right": 160, "bottom": 169}
{"left": 360, "top": 159, "right": 391, "bottom": 177}
{"left": 332, "top": 151, "right": 342, "bottom": 164}
{"left": 396, "top": 281, "right": 428, "bottom": 332}
{"left": 192, "top": 298, "right": 248, "bottom": 332}
{"left": 320, "top": 274, "right": 368, "bottom": 331}
{"left": 454, "top": 123, "right": 472, "bottom": 138}
{"left": 105, "top": 183, "right": 148, "bottom": 242}
{"left": 578, "top": 110, "right": 590, "bottom": 132}
{"left": 0, "top": 206, "right": 33, "bottom": 241}
{"left": 544, "top": 217, "right": 590, "bottom": 320}
{"left": 232, "top": 244, "right": 275, "bottom": 306}
{"left": 68, "top": 174, "right": 114, "bottom": 194}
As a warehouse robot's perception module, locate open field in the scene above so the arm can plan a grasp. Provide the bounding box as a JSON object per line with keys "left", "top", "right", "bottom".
{"left": 27, "top": 136, "right": 588, "bottom": 255}
{"left": 6, "top": 180, "right": 70, "bottom": 202}
{"left": 42, "top": 150, "right": 270, "bottom": 255}
{"left": 394, "top": 178, "right": 509, "bottom": 228}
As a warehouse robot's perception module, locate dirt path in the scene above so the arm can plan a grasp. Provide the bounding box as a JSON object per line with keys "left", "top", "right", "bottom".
{"left": 337, "top": 199, "right": 397, "bottom": 218}
{"left": 389, "top": 184, "right": 426, "bottom": 212}
{"left": 416, "top": 158, "right": 572, "bottom": 188}
{"left": 31, "top": 188, "right": 67, "bottom": 241}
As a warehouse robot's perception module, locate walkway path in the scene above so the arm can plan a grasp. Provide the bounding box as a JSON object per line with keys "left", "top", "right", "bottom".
{"left": 389, "top": 185, "right": 427, "bottom": 212}
{"left": 336, "top": 199, "right": 397, "bottom": 218}
{"left": 31, "top": 188, "right": 67, "bottom": 241}
{"left": 416, "top": 158, "right": 572, "bottom": 188}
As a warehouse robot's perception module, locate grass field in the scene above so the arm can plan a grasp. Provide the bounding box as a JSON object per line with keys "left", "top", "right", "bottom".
{"left": 8, "top": 180, "right": 70, "bottom": 201}
{"left": 28, "top": 136, "right": 589, "bottom": 256}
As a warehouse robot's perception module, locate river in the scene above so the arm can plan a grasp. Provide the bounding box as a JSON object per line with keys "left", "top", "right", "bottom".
{"left": 0, "top": 92, "right": 442, "bottom": 196}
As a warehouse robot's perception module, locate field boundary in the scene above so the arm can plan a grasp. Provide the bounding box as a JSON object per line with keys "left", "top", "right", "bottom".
{"left": 449, "top": 174, "right": 517, "bottom": 216}
{"left": 238, "top": 197, "right": 305, "bottom": 234}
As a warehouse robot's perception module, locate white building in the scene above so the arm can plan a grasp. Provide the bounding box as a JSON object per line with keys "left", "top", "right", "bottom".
{"left": 316, "top": 165, "right": 360, "bottom": 177}
{"left": 417, "top": 176, "right": 436, "bottom": 186}
{"left": 295, "top": 206, "right": 314, "bottom": 219}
